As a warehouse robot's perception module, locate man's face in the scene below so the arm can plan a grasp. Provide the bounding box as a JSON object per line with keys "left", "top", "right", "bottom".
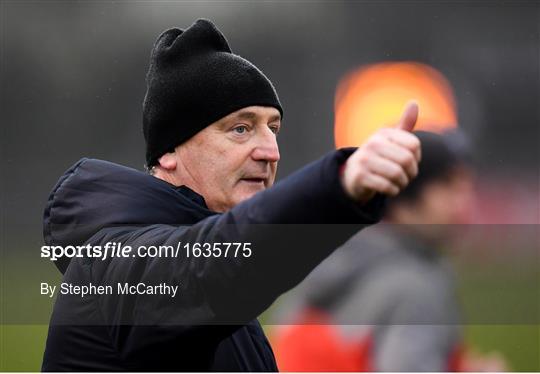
{"left": 174, "top": 106, "right": 281, "bottom": 212}
{"left": 416, "top": 167, "right": 474, "bottom": 225}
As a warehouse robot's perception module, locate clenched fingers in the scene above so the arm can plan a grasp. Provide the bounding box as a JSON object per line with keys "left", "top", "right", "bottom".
{"left": 379, "top": 128, "right": 422, "bottom": 162}
{"left": 341, "top": 128, "right": 421, "bottom": 203}
{"left": 364, "top": 134, "right": 419, "bottom": 180}
{"left": 366, "top": 155, "right": 410, "bottom": 189}
{"left": 360, "top": 173, "right": 400, "bottom": 196}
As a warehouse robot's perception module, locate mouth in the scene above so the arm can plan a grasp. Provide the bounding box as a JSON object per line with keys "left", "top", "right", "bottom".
{"left": 240, "top": 177, "right": 267, "bottom": 186}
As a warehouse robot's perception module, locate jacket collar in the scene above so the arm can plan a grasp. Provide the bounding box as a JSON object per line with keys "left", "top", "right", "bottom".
{"left": 175, "top": 185, "right": 209, "bottom": 209}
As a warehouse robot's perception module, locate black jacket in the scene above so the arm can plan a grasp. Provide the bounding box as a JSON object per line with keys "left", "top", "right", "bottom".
{"left": 41, "top": 148, "right": 383, "bottom": 371}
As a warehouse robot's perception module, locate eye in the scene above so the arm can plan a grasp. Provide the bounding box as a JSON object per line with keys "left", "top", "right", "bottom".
{"left": 232, "top": 125, "right": 249, "bottom": 134}
{"left": 269, "top": 125, "right": 280, "bottom": 135}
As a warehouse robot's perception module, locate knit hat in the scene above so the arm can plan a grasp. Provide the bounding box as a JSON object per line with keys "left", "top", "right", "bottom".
{"left": 142, "top": 19, "right": 283, "bottom": 167}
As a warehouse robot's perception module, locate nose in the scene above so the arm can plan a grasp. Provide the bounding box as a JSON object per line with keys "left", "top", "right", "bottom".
{"left": 251, "top": 128, "right": 280, "bottom": 163}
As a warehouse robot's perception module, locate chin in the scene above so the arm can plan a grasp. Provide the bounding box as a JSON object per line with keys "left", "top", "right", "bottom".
{"left": 233, "top": 189, "right": 263, "bottom": 204}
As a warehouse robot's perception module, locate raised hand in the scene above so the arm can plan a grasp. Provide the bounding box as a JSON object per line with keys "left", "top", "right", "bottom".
{"left": 341, "top": 101, "right": 421, "bottom": 204}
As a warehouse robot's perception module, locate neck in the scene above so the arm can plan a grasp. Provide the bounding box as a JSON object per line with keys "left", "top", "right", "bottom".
{"left": 153, "top": 168, "right": 181, "bottom": 187}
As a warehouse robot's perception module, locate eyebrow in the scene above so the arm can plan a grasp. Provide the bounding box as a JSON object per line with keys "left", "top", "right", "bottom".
{"left": 234, "top": 111, "right": 281, "bottom": 123}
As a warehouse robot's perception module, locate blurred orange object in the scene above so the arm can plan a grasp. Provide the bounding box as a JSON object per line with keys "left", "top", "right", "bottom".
{"left": 335, "top": 62, "right": 458, "bottom": 148}
{"left": 271, "top": 308, "right": 372, "bottom": 372}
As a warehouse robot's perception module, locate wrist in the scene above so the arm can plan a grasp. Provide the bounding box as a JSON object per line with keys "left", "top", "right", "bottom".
{"left": 339, "top": 161, "right": 375, "bottom": 205}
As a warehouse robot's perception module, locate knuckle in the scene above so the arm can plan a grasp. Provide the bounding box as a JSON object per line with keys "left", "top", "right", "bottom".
{"left": 403, "top": 133, "right": 420, "bottom": 149}
{"left": 357, "top": 152, "right": 371, "bottom": 165}
{"left": 383, "top": 180, "right": 394, "bottom": 191}
{"left": 386, "top": 183, "right": 399, "bottom": 196}
{"left": 390, "top": 167, "right": 402, "bottom": 180}
{"left": 401, "top": 177, "right": 410, "bottom": 188}
{"left": 405, "top": 156, "right": 417, "bottom": 170}
{"left": 378, "top": 179, "right": 390, "bottom": 192}
{"left": 400, "top": 152, "right": 414, "bottom": 167}
{"left": 389, "top": 165, "right": 401, "bottom": 179}
{"left": 411, "top": 135, "right": 421, "bottom": 148}
{"left": 356, "top": 167, "right": 369, "bottom": 181}
{"left": 405, "top": 151, "right": 415, "bottom": 164}
{"left": 365, "top": 137, "right": 382, "bottom": 152}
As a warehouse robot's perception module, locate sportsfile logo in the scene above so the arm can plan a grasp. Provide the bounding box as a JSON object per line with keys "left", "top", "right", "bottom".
{"left": 41, "top": 242, "right": 139, "bottom": 261}
{"left": 40, "top": 242, "right": 252, "bottom": 261}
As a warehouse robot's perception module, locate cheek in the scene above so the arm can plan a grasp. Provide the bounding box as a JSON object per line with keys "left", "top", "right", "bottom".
{"left": 450, "top": 190, "right": 474, "bottom": 222}
{"left": 432, "top": 190, "right": 466, "bottom": 223}
{"left": 189, "top": 147, "right": 229, "bottom": 181}
{"left": 420, "top": 190, "right": 452, "bottom": 223}
{"left": 204, "top": 161, "right": 232, "bottom": 191}
{"left": 269, "top": 163, "right": 278, "bottom": 186}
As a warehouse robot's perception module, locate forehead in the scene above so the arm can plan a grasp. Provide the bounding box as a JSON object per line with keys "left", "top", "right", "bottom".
{"left": 218, "top": 106, "right": 281, "bottom": 124}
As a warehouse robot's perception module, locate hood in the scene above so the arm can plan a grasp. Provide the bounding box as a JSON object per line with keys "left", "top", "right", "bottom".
{"left": 43, "top": 158, "right": 216, "bottom": 274}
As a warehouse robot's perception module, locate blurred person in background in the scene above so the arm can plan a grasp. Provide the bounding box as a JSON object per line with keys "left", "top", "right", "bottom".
{"left": 271, "top": 130, "right": 508, "bottom": 372}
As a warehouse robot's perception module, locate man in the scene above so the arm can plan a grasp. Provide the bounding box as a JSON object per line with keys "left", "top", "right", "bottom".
{"left": 41, "top": 19, "right": 420, "bottom": 371}
{"left": 272, "top": 131, "right": 505, "bottom": 371}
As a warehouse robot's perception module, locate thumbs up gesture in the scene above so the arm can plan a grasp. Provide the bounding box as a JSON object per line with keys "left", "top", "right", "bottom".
{"left": 341, "top": 101, "right": 421, "bottom": 204}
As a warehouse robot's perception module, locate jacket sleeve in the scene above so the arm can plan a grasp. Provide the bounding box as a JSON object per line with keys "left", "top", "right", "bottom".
{"left": 86, "top": 148, "right": 385, "bottom": 326}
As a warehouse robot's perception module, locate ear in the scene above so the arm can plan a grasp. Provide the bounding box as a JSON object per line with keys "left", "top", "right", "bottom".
{"left": 157, "top": 151, "right": 177, "bottom": 171}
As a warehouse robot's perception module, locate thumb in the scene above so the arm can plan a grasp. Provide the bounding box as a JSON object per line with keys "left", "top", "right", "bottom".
{"left": 396, "top": 100, "right": 419, "bottom": 132}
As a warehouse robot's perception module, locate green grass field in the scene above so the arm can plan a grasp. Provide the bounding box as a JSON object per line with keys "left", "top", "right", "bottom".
{"left": 1, "top": 324, "right": 538, "bottom": 371}
{"left": 0, "top": 325, "right": 49, "bottom": 371}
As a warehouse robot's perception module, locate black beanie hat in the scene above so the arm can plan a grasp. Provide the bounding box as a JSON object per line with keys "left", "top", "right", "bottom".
{"left": 142, "top": 19, "right": 283, "bottom": 167}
